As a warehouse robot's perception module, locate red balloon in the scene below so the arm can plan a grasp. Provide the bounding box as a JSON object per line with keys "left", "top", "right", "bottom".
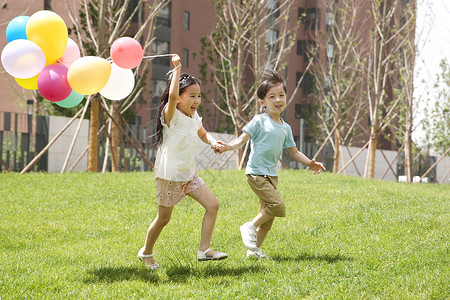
{"left": 38, "top": 63, "right": 72, "bottom": 102}
{"left": 111, "top": 37, "right": 143, "bottom": 69}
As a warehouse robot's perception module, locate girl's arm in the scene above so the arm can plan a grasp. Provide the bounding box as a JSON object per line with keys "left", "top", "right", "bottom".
{"left": 164, "top": 54, "right": 181, "bottom": 126}
{"left": 198, "top": 126, "right": 218, "bottom": 146}
{"left": 217, "top": 132, "right": 251, "bottom": 152}
{"left": 287, "top": 147, "right": 326, "bottom": 175}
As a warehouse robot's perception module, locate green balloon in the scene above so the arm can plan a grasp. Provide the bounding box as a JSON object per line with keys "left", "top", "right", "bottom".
{"left": 55, "top": 90, "right": 84, "bottom": 108}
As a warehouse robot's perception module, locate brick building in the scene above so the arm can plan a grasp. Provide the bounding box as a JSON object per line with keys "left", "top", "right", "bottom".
{"left": 1, "top": 0, "right": 413, "bottom": 159}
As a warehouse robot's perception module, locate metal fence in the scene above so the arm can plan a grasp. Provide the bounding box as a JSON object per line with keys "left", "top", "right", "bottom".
{"left": 0, "top": 112, "right": 48, "bottom": 172}
{"left": 96, "top": 123, "right": 157, "bottom": 172}
{"left": 0, "top": 111, "right": 446, "bottom": 183}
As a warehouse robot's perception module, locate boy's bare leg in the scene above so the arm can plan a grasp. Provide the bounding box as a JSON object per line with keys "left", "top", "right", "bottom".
{"left": 251, "top": 211, "right": 273, "bottom": 228}
{"left": 250, "top": 211, "right": 274, "bottom": 248}
{"left": 256, "top": 218, "right": 274, "bottom": 248}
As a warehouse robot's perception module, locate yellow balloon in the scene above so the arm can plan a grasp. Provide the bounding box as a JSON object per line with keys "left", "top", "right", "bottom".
{"left": 15, "top": 74, "right": 39, "bottom": 90}
{"left": 26, "top": 10, "right": 68, "bottom": 61}
{"left": 68, "top": 56, "right": 112, "bottom": 95}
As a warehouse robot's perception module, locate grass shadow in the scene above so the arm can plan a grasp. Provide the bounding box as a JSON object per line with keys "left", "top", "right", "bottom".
{"left": 165, "top": 263, "right": 266, "bottom": 283}
{"left": 84, "top": 266, "right": 160, "bottom": 284}
{"left": 271, "top": 252, "right": 353, "bottom": 263}
{"left": 84, "top": 263, "right": 266, "bottom": 285}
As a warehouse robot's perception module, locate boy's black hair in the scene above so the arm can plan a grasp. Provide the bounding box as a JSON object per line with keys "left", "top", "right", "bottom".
{"left": 256, "top": 70, "right": 287, "bottom": 100}
{"left": 155, "top": 73, "right": 201, "bottom": 146}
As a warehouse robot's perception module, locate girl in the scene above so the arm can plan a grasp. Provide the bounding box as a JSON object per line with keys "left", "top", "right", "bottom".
{"left": 137, "top": 55, "right": 228, "bottom": 269}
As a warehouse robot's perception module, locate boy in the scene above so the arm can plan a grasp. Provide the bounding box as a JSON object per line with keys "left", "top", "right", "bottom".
{"left": 217, "top": 70, "right": 325, "bottom": 259}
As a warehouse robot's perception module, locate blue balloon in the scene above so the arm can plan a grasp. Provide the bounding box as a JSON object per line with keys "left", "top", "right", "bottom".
{"left": 6, "top": 16, "right": 30, "bottom": 42}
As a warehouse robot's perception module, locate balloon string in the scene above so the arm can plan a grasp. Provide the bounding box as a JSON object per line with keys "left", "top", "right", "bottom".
{"left": 143, "top": 54, "right": 180, "bottom": 76}
{"left": 166, "top": 63, "right": 181, "bottom": 76}
{"left": 55, "top": 54, "right": 175, "bottom": 65}
{"left": 142, "top": 54, "right": 176, "bottom": 59}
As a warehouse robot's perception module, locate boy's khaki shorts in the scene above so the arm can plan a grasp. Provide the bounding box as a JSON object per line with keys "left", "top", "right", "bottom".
{"left": 246, "top": 174, "right": 286, "bottom": 217}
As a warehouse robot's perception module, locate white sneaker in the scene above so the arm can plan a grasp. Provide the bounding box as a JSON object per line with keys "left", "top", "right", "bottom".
{"left": 246, "top": 250, "right": 271, "bottom": 260}
{"left": 240, "top": 222, "right": 257, "bottom": 251}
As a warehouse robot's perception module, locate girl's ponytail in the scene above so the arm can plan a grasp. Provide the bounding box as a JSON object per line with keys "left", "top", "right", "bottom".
{"left": 155, "top": 85, "right": 170, "bottom": 146}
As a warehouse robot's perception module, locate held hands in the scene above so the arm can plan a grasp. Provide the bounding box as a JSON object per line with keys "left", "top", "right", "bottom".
{"left": 309, "top": 159, "right": 326, "bottom": 175}
{"left": 211, "top": 140, "right": 229, "bottom": 154}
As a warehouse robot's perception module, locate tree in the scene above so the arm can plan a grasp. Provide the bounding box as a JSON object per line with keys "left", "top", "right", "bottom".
{"left": 423, "top": 59, "right": 450, "bottom": 155}
{"left": 391, "top": 0, "right": 417, "bottom": 182}
{"left": 312, "top": 0, "right": 368, "bottom": 173}
{"left": 67, "top": 0, "right": 169, "bottom": 171}
{"left": 198, "top": 0, "right": 301, "bottom": 166}
{"left": 364, "top": 0, "right": 415, "bottom": 178}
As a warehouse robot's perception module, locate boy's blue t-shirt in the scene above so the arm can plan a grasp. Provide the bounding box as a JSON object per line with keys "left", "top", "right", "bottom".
{"left": 243, "top": 113, "right": 296, "bottom": 176}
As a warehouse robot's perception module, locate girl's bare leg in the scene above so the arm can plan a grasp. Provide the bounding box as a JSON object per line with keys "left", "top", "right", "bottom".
{"left": 142, "top": 205, "right": 174, "bottom": 265}
{"left": 188, "top": 185, "right": 220, "bottom": 256}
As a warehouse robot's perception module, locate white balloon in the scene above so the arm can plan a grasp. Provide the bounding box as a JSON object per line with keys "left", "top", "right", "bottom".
{"left": 1, "top": 39, "right": 46, "bottom": 79}
{"left": 99, "top": 62, "right": 135, "bottom": 100}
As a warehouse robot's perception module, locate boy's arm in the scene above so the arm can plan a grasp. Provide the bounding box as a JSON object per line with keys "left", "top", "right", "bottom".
{"left": 217, "top": 132, "right": 251, "bottom": 152}
{"left": 287, "top": 147, "right": 326, "bottom": 175}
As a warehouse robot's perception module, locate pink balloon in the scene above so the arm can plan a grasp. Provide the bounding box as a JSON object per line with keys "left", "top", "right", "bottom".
{"left": 110, "top": 37, "right": 143, "bottom": 69}
{"left": 38, "top": 63, "right": 72, "bottom": 102}
{"left": 59, "top": 38, "right": 80, "bottom": 68}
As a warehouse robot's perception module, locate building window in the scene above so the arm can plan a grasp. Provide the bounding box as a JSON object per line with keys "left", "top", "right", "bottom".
{"left": 267, "top": 0, "right": 280, "bottom": 23}
{"left": 295, "top": 104, "right": 314, "bottom": 120}
{"left": 152, "top": 79, "right": 167, "bottom": 97}
{"left": 324, "top": 76, "right": 332, "bottom": 95}
{"left": 303, "top": 73, "right": 315, "bottom": 95}
{"left": 297, "top": 40, "right": 306, "bottom": 56}
{"left": 152, "top": 40, "right": 169, "bottom": 54}
{"left": 156, "top": 3, "right": 171, "bottom": 27}
{"left": 327, "top": 43, "right": 334, "bottom": 62}
{"left": 326, "top": 11, "right": 335, "bottom": 33}
{"left": 297, "top": 40, "right": 317, "bottom": 62}
{"left": 44, "top": 0, "right": 51, "bottom": 10}
{"left": 305, "top": 8, "right": 320, "bottom": 31}
{"left": 126, "top": 0, "right": 143, "bottom": 23}
{"left": 297, "top": 72, "right": 315, "bottom": 95}
{"left": 182, "top": 48, "right": 189, "bottom": 67}
{"left": 184, "top": 11, "right": 190, "bottom": 30}
{"left": 152, "top": 40, "right": 170, "bottom": 66}
{"left": 266, "top": 29, "right": 279, "bottom": 45}
{"left": 135, "top": 116, "right": 142, "bottom": 126}
{"left": 298, "top": 8, "right": 305, "bottom": 20}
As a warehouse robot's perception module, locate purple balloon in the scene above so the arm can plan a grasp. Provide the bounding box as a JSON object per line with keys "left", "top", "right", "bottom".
{"left": 38, "top": 63, "right": 72, "bottom": 102}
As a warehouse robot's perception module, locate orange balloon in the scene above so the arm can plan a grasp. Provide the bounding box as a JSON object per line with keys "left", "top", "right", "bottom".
{"left": 67, "top": 56, "right": 112, "bottom": 95}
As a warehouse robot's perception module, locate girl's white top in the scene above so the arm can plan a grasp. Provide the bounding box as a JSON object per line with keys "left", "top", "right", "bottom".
{"left": 154, "top": 108, "right": 202, "bottom": 181}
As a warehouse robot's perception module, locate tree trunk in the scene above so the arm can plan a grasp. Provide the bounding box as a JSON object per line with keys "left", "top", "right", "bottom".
{"left": 404, "top": 111, "right": 413, "bottom": 182}
{"left": 332, "top": 128, "right": 341, "bottom": 173}
{"left": 367, "top": 127, "right": 378, "bottom": 179}
{"left": 88, "top": 97, "right": 99, "bottom": 172}
{"left": 111, "top": 102, "right": 120, "bottom": 172}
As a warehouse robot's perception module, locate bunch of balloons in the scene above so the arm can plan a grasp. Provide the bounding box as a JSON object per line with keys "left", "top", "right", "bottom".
{"left": 1, "top": 10, "right": 143, "bottom": 108}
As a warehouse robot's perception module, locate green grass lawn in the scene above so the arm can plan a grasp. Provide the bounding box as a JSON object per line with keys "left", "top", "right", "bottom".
{"left": 0, "top": 170, "right": 448, "bottom": 299}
